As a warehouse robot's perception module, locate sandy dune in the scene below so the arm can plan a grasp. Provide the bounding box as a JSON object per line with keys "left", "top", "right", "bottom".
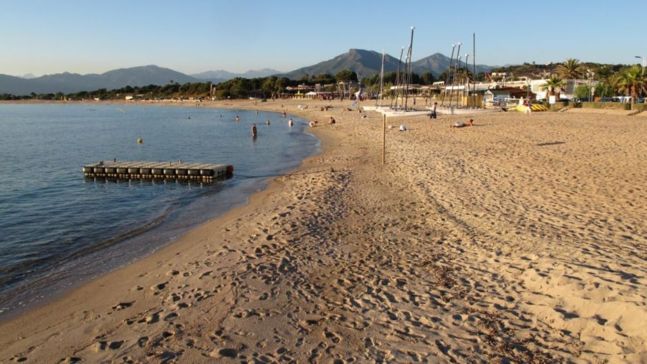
{"left": 1, "top": 99, "right": 645, "bottom": 363}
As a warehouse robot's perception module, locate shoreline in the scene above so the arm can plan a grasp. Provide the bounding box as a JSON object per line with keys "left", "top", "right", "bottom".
{"left": 1, "top": 99, "right": 645, "bottom": 362}
{"left": 0, "top": 104, "right": 319, "bottom": 321}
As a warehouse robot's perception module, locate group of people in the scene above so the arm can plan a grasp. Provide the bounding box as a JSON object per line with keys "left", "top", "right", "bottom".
{"left": 308, "top": 116, "right": 336, "bottom": 128}
{"left": 248, "top": 102, "right": 479, "bottom": 138}
{"left": 426, "top": 102, "right": 476, "bottom": 128}
{"left": 250, "top": 117, "right": 295, "bottom": 137}
{"left": 246, "top": 109, "right": 298, "bottom": 138}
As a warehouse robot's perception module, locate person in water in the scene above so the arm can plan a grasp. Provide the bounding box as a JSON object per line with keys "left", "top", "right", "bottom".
{"left": 288, "top": 118, "right": 294, "bottom": 127}
{"left": 266, "top": 119, "right": 271, "bottom": 125}
{"left": 251, "top": 124, "right": 258, "bottom": 137}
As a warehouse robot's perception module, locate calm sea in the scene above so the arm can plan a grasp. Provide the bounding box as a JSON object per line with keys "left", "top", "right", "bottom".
{"left": 0, "top": 103, "right": 318, "bottom": 317}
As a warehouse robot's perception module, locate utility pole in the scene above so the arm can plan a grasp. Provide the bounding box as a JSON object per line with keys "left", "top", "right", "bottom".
{"left": 636, "top": 55, "right": 646, "bottom": 77}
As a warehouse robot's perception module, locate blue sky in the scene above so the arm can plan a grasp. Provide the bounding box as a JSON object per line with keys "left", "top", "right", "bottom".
{"left": 0, "top": 0, "right": 645, "bottom": 76}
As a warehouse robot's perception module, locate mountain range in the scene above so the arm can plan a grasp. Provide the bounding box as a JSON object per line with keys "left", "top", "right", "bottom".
{"left": 0, "top": 49, "right": 495, "bottom": 95}
{"left": 282, "top": 49, "right": 493, "bottom": 80}
{"left": 0, "top": 65, "right": 197, "bottom": 95}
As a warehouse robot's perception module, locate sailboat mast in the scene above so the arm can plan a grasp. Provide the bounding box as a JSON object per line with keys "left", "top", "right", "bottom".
{"left": 394, "top": 47, "right": 404, "bottom": 109}
{"left": 473, "top": 33, "right": 476, "bottom": 107}
{"left": 404, "top": 26, "right": 415, "bottom": 111}
{"left": 450, "top": 43, "right": 462, "bottom": 108}
{"left": 465, "top": 54, "right": 470, "bottom": 106}
{"left": 379, "top": 51, "right": 385, "bottom": 107}
{"left": 442, "top": 44, "right": 456, "bottom": 107}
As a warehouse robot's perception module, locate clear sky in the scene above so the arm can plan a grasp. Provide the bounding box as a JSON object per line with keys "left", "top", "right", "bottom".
{"left": 1, "top": 0, "right": 645, "bottom": 76}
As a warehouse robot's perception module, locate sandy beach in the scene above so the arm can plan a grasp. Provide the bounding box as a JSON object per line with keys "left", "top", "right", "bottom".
{"left": 1, "top": 99, "right": 645, "bottom": 363}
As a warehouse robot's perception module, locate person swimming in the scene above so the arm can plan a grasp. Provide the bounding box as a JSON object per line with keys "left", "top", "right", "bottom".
{"left": 235, "top": 115, "right": 240, "bottom": 122}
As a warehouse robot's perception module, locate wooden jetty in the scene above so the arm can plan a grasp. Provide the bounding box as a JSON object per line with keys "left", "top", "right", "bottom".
{"left": 82, "top": 161, "right": 233, "bottom": 182}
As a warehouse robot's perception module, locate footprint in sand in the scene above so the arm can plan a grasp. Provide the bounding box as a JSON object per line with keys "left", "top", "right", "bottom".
{"left": 324, "top": 329, "right": 342, "bottom": 344}
{"left": 198, "top": 270, "right": 213, "bottom": 279}
{"left": 138, "top": 312, "right": 160, "bottom": 324}
{"left": 137, "top": 336, "right": 148, "bottom": 348}
{"left": 210, "top": 348, "right": 237, "bottom": 359}
{"left": 59, "top": 357, "right": 82, "bottom": 364}
{"left": 164, "top": 312, "right": 179, "bottom": 321}
{"left": 94, "top": 340, "right": 124, "bottom": 352}
{"left": 111, "top": 301, "right": 134, "bottom": 311}
{"left": 150, "top": 282, "right": 168, "bottom": 295}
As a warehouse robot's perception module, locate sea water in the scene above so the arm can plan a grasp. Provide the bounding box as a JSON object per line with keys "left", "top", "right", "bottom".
{"left": 0, "top": 103, "right": 318, "bottom": 317}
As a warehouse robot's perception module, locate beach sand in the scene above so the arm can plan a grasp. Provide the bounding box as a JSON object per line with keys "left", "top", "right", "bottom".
{"left": 1, "top": 99, "right": 645, "bottom": 363}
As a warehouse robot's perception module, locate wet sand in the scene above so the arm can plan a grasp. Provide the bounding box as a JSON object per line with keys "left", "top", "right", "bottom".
{"left": 1, "top": 99, "right": 645, "bottom": 363}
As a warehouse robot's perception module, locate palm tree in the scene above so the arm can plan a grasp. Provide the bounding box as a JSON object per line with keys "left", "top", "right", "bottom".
{"left": 556, "top": 59, "right": 584, "bottom": 79}
{"left": 595, "top": 65, "right": 613, "bottom": 82}
{"left": 617, "top": 65, "right": 646, "bottom": 105}
{"left": 541, "top": 75, "right": 565, "bottom": 101}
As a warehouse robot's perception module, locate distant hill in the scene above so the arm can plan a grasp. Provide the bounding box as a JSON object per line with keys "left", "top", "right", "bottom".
{"left": 0, "top": 74, "right": 38, "bottom": 95}
{"left": 282, "top": 49, "right": 495, "bottom": 80}
{"left": 0, "top": 65, "right": 198, "bottom": 95}
{"left": 192, "top": 68, "right": 281, "bottom": 83}
{"left": 412, "top": 53, "right": 493, "bottom": 77}
{"left": 283, "top": 49, "right": 404, "bottom": 80}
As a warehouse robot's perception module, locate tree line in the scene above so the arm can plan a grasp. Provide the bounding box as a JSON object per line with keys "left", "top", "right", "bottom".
{"left": 537, "top": 59, "right": 646, "bottom": 102}
{"left": 0, "top": 69, "right": 442, "bottom": 101}
{"left": 1, "top": 60, "right": 643, "bottom": 101}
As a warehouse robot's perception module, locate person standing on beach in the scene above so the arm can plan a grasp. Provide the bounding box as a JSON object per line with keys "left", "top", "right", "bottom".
{"left": 430, "top": 102, "right": 438, "bottom": 119}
